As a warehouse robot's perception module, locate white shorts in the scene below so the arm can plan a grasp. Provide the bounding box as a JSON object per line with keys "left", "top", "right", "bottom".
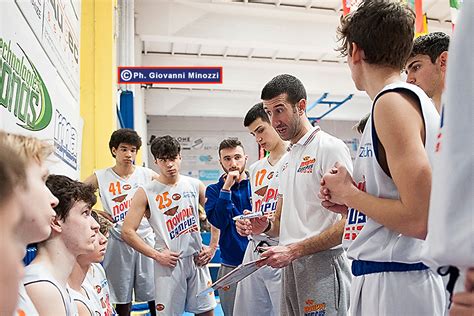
{"left": 103, "top": 233, "right": 155, "bottom": 304}
{"left": 350, "top": 268, "right": 447, "bottom": 316}
{"left": 153, "top": 255, "right": 216, "bottom": 315}
{"left": 233, "top": 239, "right": 282, "bottom": 316}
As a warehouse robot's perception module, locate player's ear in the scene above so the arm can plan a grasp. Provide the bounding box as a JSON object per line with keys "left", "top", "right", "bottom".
{"left": 351, "top": 42, "right": 363, "bottom": 64}
{"left": 438, "top": 51, "right": 448, "bottom": 71}
{"left": 297, "top": 99, "right": 306, "bottom": 115}
{"left": 50, "top": 216, "right": 62, "bottom": 233}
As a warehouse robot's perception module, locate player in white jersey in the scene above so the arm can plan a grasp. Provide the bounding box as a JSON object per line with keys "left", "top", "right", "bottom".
{"left": 0, "top": 133, "right": 59, "bottom": 316}
{"left": 233, "top": 102, "right": 287, "bottom": 315}
{"left": 69, "top": 287, "right": 96, "bottom": 316}
{"left": 242, "top": 74, "right": 352, "bottom": 315}
{"left": 0, "top": 132, "right": 30, "bottom": 316}
{"left": 69, "top": 211, "right": 115, "bottom": 316}
{"left": 23, "top": 263, "right": 79, "bottom": 316}
{"left": 83, "top": 262, "right": 115, "bottom": 316}
{"left": 320, "top": 2, "right": 446, "bottom": 315}
{"left": 406, "top": 32, "right": 449, "bottom": 114}
{"left": 405, "top": 31, "right": 455, "bottom": 308}
{"left": 122, "top": 135, "right": 217, "bottom": 316}
{"left": 24, "top": 175, "right": 99, "bottom": 316}
{"left": 84, "top": 128, "right": 156, "bottom": 315}
{"left": 84, "top": 212, "right": 115, "bottom": 316}
{"left": 422, "top": 2, "right": 473, "bottom": 315}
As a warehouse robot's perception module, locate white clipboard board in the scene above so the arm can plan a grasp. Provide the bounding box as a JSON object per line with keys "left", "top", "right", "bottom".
{"left": 197, "top": 257, "right": 266, "bottom": 297}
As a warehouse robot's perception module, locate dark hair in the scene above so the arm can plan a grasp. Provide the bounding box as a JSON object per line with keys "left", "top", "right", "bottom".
{"left": 410, "top": 32, "right": 450, "bottom": 63}
{"left": 46, "top": 175, "right": 97, "bottom": 221}
{"left": 150, "top": 135, "right": 181, "bottom": 160}
{"left": 218, "top": 138, "right": 244, "bottom": 156}
{"left": 336, "top": 0, "right": 415, "bottom": 70}
{"left": 243, "top": 102, "right": 270, "bottom": 127}
{"left": 355, "top": 113, "right": 370, "bottom": 134}
{"left": 109, "top": 129, "right": 142, "bottom": 158}
{"left": 261, "top": 74, "right": 307, "bottom": 105}
{"left": 91, "top": 210, "right": 112, "bottom": 235}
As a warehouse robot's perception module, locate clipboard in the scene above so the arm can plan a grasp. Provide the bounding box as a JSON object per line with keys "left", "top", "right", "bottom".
{"left": 197, "top": 257, "right": 266, "bottom": 297}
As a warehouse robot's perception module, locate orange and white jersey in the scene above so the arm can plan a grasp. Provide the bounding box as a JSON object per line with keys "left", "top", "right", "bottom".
{"left": 248, "top": 154, "right": 287, "bottom": 243}
{"left": 249, "top": 155, "right": 287, "bottom": 217}
{"left": 143, "top": 175, "right": 203, "bottom": 258}
{"left": 83, "top": 263, "right": 115, "bottom": 316}
{"left": 95, "top": 166, "right": 154, "bottom": 239}
{"left": 16, "top": 284, "right": 38, "bottom": 316}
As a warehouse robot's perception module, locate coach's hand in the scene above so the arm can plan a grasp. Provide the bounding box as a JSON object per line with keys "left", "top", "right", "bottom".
{"left": 235, "top": 210, "right": 269, "bottom": 236}
{"left": 154, "top": 248, "right": 180, "bottom": 268}
{"left": 258, "top": 245, "right": 297, "bottom": 269}
{"left": 195, "top": 245, "right": 216, "bottom": 266}
{"left": 451, "top": 268, "right": 474, "bottom": 316}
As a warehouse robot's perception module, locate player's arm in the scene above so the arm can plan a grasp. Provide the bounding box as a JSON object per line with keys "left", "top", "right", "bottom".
{"left": 195, "top": 222, "right": 220, "bottom": 266}
{"left": 198, "top": 181, "right": 220, "bottom": 248}
{"left": 204, "top": 185, "right": 233, "bottom": 230}
{"left": 195, "top": 181, "right": 220, "bottom": 265}
{"left": 122, "top": 188, "right": 180, "bottom": 267}
{"left": 359, "top": 93, "right": 431, "bottom": 238}
{"left": 83, "top": 173, "right": 114, "bottom": 223}
{"left": 198, "top": 181, "right": 207, "bottom": 207}
{"left": 151, "top": 170, "right": 160, "bottom": 181}
{"left": 209, "top": 224, "right": 220, "bottom": 249}
{"left": 75, "top": 300, "right": 93, "bottom": 316}
{"left": 25, "top": 282, "right": 68, "bottom": 316}
{"left": 324, "top": 93, "right": 431, "bottom": 239}
{"left": 83, "top": 173, "right": 98, "bottom": 189}
{"left": 122, "top": 188, "right": 158, "bottom": 258}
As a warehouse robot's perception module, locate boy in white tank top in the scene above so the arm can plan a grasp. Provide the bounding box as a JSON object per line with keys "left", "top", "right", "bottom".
{"left": 24, "top": 175, "right": 100, "bottom": 316}
{"left": 0, "top": 133, "right": 60, "bottom": 316}
{"left": 84, "top": 128, "right": 157, "bottom": 315}
{"left": 69, "top": 211, "right": 115, "bottom": 316}
{"left": 0, "top": 132, "right": 32, "bottom": 316}
{"left": 122, "top": 135, "right": 217, "bottom": 315}
{"left": 320, "top": 2, "right": 446, "bottom": 315}
{"left": 423, "top": 2, "right": 474, "bottom": 314}
{"left": 233, "top": 102, "right": 287, "bottom": 315}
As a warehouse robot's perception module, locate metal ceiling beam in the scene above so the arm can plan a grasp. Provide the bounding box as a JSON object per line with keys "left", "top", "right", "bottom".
{"left": 140, "top": 35, "right": 334, "bottom": 58}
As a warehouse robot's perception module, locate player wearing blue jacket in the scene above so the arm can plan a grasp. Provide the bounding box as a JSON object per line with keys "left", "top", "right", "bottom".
{"left": 205, "top": 138, "right": 251, "bottom": 316}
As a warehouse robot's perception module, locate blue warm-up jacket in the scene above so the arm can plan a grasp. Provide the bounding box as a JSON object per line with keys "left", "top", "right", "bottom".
{"left": 205, "top": 174, "right": 251, "bottom": 267}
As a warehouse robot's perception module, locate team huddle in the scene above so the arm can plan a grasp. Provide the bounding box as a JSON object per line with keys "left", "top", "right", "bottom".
{"left": 1, "top": 1, "right": 472, "bottom": 316}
